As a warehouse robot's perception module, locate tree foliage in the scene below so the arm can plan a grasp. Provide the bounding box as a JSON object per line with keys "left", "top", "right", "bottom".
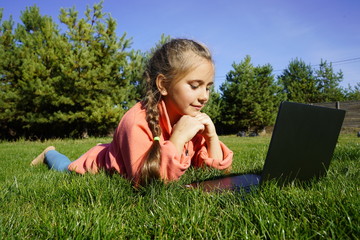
{"left": 220, "top": 56, "right": 283, "bottom": 133}
{"left": 0, "top": 3, "right": 143, "bottom": 139}
{"left": 0, "top": 9, "right": 19, "bottom": 138}
{"left": 315, "top": 59, "right": 344, "bottom": 102}
{"left": 277, "top": 58, "right": 318, "bottom": 103}
{"left": 278, "top": 58, "right": 345, "bottom": 103}
{"left": 344, "top": 82, "right": 360, "bottom": 100}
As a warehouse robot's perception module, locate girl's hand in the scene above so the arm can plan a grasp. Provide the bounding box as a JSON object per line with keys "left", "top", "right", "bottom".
{"left": 195, "top": 113, "right": 223, "bottom": 160}
{"left": 170, "top": 115, "right": 205, "bottom": 155}
{"left": 170, "top": 115, "right": 205, "bottom": 145}
{"left": 169, "top": 114, "right": 222, "bottom": 160}
{"left": 194, "top": 113, "right": 217, "bottom": 141}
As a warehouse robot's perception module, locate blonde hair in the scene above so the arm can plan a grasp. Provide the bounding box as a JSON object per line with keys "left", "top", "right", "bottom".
{"left": 138, "top": 39, "right": 213, "bottom": 186}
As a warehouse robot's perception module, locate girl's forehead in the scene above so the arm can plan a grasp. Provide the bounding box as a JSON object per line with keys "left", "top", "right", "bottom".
{"left": 175, "top": 60, "right": 214, "bottom": 83}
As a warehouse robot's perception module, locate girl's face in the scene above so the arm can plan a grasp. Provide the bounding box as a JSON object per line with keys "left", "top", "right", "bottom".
{"left": 160, "top": 59, "right": 214, "bottom": 125}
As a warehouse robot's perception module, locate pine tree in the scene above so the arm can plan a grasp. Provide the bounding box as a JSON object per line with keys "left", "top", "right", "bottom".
{"left": 0, "top": 9, "right": 21, "bottom": 138}
{"left": 58, "top": 2, "right": 136, "bottom": 137}
{"left": 1, "top": 6, "right": 64, "bottom": 138}
{"left": 344, "top": 82, "right": 360, "bottom": 100}
{"left": 278, "top": 58, "right": 318, "bottom": 103}
{"left": 0, "top": 3, "right": 141, "bottom": 139}
{"left": 315, "top": 59, "right": 344, "bottom": 102}
{"left": 14, "top": 6, "right": 68, "bottom": 138}
{"left": 278, "top": 58, "right": 345, "bottom": 103}
{"left": 220, "top": 55, "right": 283, "bottom": 133}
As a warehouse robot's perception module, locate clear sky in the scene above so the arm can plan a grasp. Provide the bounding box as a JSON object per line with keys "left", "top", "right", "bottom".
{"left": 1, "top": 0, "right": 359, "bottom": 89}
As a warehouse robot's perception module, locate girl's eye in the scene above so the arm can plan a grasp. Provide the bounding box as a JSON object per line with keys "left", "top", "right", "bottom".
{"left": 190, "top": 84, "right": 199, "bottom": 89}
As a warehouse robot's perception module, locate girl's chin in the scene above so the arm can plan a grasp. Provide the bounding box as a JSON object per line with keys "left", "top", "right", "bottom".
{"left": 184, "top": 109, "right": 201, "bottom": 115}
{"left": 189, "top": 112, "right": 202, "bottom": 117}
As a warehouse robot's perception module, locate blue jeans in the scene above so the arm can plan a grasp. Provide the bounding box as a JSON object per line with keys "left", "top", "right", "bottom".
{"left": 45, "top": 150, "right": 72, "bottom": 172}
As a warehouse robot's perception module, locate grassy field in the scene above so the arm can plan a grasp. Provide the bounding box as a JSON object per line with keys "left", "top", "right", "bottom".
{"left": 0, "top": 134, "right": 359, "bottom": 239}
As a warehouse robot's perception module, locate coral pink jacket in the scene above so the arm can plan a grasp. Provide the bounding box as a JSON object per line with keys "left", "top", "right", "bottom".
{"left": 68, "top": 101, "right": 233, "bottom": 182}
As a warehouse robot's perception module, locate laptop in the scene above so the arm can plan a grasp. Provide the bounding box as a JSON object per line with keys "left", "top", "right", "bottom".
{"left": 187, "top": 101, "right": 346, "bottom": 192}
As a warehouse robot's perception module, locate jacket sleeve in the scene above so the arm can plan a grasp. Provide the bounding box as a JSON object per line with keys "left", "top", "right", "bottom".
{"left": 192, "top": 135, "right": 233, "bottom": 170}
{"left": 158, "top": 136, "right": 234, "bottom": 181}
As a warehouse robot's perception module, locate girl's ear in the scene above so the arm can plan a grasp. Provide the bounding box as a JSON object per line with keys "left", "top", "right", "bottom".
{"left": 156, "top": 74, "right": 168, "bottom": 96}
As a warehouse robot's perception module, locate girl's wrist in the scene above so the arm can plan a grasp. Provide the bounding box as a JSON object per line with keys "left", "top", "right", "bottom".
{"left": 204, "top": 133, "right": 219, "bottom": 143}
{"left": 169, "top": 135, "right": 187, "bottom": 156}
{"left": 205, "top": 135, "right": 223, "bottom": 160}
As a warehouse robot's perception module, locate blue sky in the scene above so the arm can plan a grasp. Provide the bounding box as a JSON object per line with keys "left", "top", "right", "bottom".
{"left": 1, "top": 0, "right": 359, "bottom": 89}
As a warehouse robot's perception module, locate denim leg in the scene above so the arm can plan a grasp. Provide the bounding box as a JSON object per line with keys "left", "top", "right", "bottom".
{"left": 45, "top": 150, "right": 71, "bottom": 172}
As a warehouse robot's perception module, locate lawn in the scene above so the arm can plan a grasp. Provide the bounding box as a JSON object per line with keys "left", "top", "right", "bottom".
{"left": 0, "top": 134, "right": 359, "bottom": 239}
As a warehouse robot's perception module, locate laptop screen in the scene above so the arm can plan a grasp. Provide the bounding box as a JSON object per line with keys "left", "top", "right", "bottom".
{"left": 261, "top": 101, "right": 345, "bottom": 185}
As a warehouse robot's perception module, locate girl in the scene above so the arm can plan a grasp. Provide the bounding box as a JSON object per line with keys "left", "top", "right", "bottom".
{"left": 31, "top": 39, "right": 233, "bottom": 186}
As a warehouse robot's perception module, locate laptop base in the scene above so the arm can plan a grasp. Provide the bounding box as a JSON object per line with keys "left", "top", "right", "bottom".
{"left": 186, "top": 174, "right": 261, "bottom": 192}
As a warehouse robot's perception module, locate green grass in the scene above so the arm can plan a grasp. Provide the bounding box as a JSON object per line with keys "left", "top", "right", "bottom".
{"left": 1, "top": 135, "right": 359, "bottom": 239}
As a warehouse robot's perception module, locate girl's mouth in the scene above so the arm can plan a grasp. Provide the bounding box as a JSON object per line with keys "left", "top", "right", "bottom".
{"left": 191, "top": 104, "right": 203, "bottom": 110}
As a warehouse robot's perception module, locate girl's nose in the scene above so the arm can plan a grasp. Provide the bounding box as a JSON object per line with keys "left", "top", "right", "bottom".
{"left": 198, "top": 87, "right": 209, "bottom": 103}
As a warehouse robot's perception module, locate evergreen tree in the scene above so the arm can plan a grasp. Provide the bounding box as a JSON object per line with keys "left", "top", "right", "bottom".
{"left": 315, "top": 59, "right": 344, "bottom": 102}
{"left": 220, "top": 55, "right": 283, "bottom": 133}
{"left": 58, "top": 2, "right": 135, "bottom": 137}
{"left": 0, "top": 9, "right": 20, "bottom": 137}
{"left": 278, "top": 58, "right": 345, "bottom": 103}
{"left": 0, "top": 3, "right": 140, "bottom": 139}
{"left": 1, "top": 6, "right": 64, "bottom": 138}
{"left": 278, "top": 58, "right": 318, "bottom": 103}
{"left": 14, "top": 6, "right": 68, "bottom": 138}
{"left": 344, "top": 82, "right": 360, "bottom": 100}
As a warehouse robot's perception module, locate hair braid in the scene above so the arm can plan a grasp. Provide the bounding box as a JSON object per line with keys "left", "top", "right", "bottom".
{"left": 138, "top": 71, "right": 162, "bottom": 186}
